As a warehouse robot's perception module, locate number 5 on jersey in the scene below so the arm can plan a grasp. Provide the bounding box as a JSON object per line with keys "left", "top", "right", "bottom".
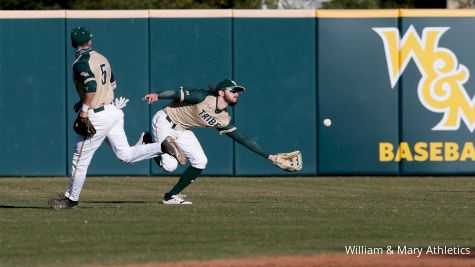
{"left": 100, "top": 64, "right": 107, "bottom": 85}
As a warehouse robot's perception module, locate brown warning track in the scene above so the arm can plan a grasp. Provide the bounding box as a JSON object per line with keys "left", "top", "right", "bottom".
{"left": 94, "top": 253, "right": 475, "bottom": 267}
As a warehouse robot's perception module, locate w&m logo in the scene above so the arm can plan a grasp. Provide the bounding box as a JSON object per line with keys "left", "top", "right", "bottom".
{"left": 374, "top": 25, "right": 475, "bottom": 162}
{"left": 374, "top": 25, "right": 474, "bottom": 132}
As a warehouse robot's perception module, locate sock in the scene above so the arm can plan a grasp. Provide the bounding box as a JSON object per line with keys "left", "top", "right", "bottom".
{"left": 167, "top": 166, "right": 203, "bottom": 196}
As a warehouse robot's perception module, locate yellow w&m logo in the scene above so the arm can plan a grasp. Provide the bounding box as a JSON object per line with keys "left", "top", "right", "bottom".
{"left": 373, "top": 25, "right": 474, "bottom": 132}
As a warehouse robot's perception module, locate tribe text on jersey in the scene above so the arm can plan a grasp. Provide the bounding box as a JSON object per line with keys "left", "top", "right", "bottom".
{"left": 165, "top": 95, "right": 231, "bottom": 130}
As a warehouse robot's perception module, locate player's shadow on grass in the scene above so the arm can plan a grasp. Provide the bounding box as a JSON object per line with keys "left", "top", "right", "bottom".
{"left": 430, "top": 190, "right": 475, "bottom": 193}
{"left": 83, "top": 200, "right": 149, "bottom": 204}
{"left": 0, "top": 201, "right": 151, "bottom": 209}
{"left": 0, "top": 205, "right": 50, "bottom": 209}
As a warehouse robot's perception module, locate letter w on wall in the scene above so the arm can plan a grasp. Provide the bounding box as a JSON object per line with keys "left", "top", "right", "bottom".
{"left": 373, "top": 25, "right": 475, "bottom": 132}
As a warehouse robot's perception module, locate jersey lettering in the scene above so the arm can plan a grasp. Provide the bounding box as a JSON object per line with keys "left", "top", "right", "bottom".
{"left": 165, "top": 94, "right": 230, "bottom": 129}
{"left": 100, "top": 64, "right": 107, "bottom": 85}
{"left": 73, "top": 51, "right": 115, "bottom": 109}
{"left": 198, "top": 109, "right": 222, "bottom": 128}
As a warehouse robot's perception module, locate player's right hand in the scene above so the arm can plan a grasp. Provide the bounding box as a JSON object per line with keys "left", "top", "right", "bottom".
{"left": 142, "top": 93, "right": 159, "bottom": 104}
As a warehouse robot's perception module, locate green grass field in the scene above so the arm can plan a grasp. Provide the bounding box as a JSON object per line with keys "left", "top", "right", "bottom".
{"left": 0, "top": 177, "right": 473, "bottom": 267}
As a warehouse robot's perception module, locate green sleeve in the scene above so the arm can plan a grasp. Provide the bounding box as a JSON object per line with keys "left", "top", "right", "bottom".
{"left": 225, "top": 128, "right": 270, "bottom": 159}
{"left": 157, "top": 87, "right": 208, "bottom": 104}
{"left": 185, "top": 89, "right": 209, "bottom": 103}
{"left": 156, "top": 89, "right": 180, "bottom": 100}
{"left": 73, "top": 61, "right": 96, "bottom": 92}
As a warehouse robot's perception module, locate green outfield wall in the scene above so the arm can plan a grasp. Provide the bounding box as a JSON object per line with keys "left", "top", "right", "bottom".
{"left": 2, "top": 9, "right": 475, "bottom": 176}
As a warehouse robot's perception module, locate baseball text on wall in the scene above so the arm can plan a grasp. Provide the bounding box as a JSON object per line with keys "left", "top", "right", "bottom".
{"left": 375, "top": 25, "right": 475, "bottom": 162}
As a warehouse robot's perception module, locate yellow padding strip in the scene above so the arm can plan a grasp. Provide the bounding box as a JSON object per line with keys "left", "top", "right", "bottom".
{"left": 401, "top": 9, "right": 475, "bottom": 17}
{"left": 2, "top": 9, "right": 475, "bottom": 19}
{"left": 317, "top": 9, "right": 475, "bottom": 18}
{"left": 316, "top": 9, "right": 399, "bottom": 18}
{"left": 233, "top": 9, "right": 315, "bottom": 18}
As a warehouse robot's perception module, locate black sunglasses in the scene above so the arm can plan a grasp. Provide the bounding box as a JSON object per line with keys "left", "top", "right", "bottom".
{"left": 226, "top": 87, "right": 241, "bottom": 93}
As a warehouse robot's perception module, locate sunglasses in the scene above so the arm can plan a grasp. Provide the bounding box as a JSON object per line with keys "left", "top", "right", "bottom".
{"left": 226, "top": 87, "right": 241, "bottom": 94}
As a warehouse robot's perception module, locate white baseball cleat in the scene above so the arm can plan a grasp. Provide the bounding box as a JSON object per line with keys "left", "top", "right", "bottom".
{"left": 162, "top": 194, "right": 192, "bottom": 205}
{"left": 161, "top": 136, "right": 186, "bottom": 165}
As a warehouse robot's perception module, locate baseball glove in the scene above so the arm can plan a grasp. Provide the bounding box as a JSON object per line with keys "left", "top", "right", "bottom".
{"left": 73, "top": 116, "right": 96, "bottom": 137}
{"left": 273, "top": 151, "right": 303, "bottom": 172}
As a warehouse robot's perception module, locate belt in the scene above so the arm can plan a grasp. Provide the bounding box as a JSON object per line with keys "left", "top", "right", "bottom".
{"left": 165, "top": 115, "right": 177, "bottom": 129}
{"left": 92, "top": 102, "right": 113, "bottom": 113}
{"left": 93, "top": 106, "right": 104, "bottom": 113}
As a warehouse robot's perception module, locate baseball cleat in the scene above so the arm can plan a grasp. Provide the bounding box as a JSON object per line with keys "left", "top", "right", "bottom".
{"left": 48, "top": 197, "right": 78, "bottom": 210}
{"left": 161, "top": 136, "right": 186, "bottom": 165}
{"left": 162, "top": 194, "right": 192, "bottom": 205}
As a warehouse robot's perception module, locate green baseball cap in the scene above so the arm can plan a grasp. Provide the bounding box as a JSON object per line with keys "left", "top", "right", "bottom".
{"left": 71, "top": 26, "right": 93, "bottom": 47}
{"left": 216, "top": 79, "right": 245, "bottom": 93}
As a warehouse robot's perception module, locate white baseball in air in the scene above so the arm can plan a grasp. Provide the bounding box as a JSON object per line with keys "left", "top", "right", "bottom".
{"left": 323, "top": 118, "right": 332, "bottom": 127}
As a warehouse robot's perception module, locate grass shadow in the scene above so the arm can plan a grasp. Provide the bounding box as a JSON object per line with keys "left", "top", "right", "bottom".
{"left": 83, "top": 200, "right": 150, "bottom": 204}
{"left": 0, "top": 205, "right": 51, "bottom": 209}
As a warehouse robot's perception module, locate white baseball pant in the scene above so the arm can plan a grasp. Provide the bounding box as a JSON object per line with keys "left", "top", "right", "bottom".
{"left": 152, "top": 110, "right": 208, "bottom": 171}
{"left": 65, "top": 104, "right": 160, "bottom": 201}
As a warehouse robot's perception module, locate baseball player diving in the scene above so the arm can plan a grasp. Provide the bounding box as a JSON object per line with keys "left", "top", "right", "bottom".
{"left": 142, "top": 79, "right": 302, "bottom": 205}
{"left": 48, "top": 27, "right": 180, "bottom": 209}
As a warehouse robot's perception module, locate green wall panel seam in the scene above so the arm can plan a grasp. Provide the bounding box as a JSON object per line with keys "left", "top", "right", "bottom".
{"left": 64, "top": 17, "right": 69, "bottom": 177}
{"left": 147, "top": 16, "right": 152, "bottom": 177}
{"left": 315, "top": 17, "right": 320, "bottom": 176}
{"left": 231, "top": 16, "right": 236, "bottom": 177}
{"left": 397, "top": 15, "right": 402, "bottom": 176}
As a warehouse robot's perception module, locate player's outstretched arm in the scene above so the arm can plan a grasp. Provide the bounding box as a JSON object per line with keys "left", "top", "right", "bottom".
{"left": 142, "top": 90, "right": 179, "bottom": 104}
{"left": 225, "top": 128, "right": 274, "bottom": 161}
{"left": 224, "top": 128, "right": 302, "bottom": 171}
{"left": 143, "top": 87, "right": 210, "bottom": 105}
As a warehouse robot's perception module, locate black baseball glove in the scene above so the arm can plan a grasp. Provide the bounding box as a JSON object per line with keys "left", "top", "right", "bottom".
{"left": 73, "top": 115, "right": 96, "bottom": 137}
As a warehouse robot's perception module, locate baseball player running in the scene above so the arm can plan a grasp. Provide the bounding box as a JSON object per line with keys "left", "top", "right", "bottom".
{"left": 48, "top": 27, "right": 181, "bottom": 209}
{"left": 142, "top": 79, "right": 302, "bottom": 205}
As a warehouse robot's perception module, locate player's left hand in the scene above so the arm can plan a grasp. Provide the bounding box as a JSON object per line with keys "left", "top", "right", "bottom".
{"left": 73, "top": 115, "right": 96, "bottom": 138}
{"left": 142, "top": 93, "right": 159, "bottom": 104}
{"left": 272, "top": 151, "right": 303, "bottom": 172}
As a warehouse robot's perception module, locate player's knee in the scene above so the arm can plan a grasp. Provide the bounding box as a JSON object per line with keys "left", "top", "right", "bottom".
{"left": 161, "top": 154, "right": 178, "bottom": 172}
{"left": 191, "top": 155, "right": 207, "bottom": 169}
